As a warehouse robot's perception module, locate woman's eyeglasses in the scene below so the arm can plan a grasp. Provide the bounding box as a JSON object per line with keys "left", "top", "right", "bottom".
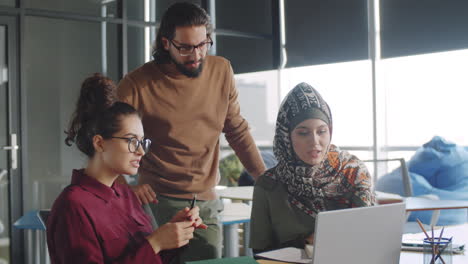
{"left": 110, "top": 137, "right": 152, "bottom": 153}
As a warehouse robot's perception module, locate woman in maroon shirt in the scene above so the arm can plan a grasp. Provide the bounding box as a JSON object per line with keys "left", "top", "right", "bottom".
{"left": 46, "top": 73, "right": 206, "bottom": 263}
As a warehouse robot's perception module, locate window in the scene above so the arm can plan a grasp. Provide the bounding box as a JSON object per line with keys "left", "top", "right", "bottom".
{"left": 285, "top": 0, "right": 368, "bottom": 67}
{"left": 380, "top": 0, "right": 468, "bottom": 58}
{"left": 279, "top": 60, "right": 373, "bottom": 148}
{"left": 128, "top": 25, "right": 156, "bottom": 72}
{"left": 26, "top": 0, "right": 118, "bottom": 17}
{"left": 23, "top": 16, "right": 119, "bottom": 210}
{"left": 382, "top": 49, "right": 468, "bottom": 147}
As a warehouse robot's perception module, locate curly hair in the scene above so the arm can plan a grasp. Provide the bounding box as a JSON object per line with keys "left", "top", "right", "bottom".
{"left": 152, "top": 2, "right": 212, "bottom": 63}
{"left": 64, "top": 73, "right": 138, "bottom": 157}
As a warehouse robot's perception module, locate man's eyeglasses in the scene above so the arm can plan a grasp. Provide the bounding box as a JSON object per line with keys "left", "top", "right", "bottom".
{"left": 110, "top": 137, "right": 152, "bottom": 154}
{"left": 170, "top": 38, "right": 213, "bottom": 56}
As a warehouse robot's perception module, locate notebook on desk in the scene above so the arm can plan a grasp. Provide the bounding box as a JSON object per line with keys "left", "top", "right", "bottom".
{"left": 256, "top": 203, "right": 407, "bottom": 264}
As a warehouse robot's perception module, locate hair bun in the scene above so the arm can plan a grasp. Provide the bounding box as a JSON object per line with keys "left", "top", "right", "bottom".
{"left": 80, "top": 73, "right": 117, "bottom": 114}
{"left": 64, "top": 73, "right": 117, "bottom": 150}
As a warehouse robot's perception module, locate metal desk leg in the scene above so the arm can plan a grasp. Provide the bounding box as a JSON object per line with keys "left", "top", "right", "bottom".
{"left": 223, "top": 223, "right": 239, "bottom": 258}
{"left": 45, "top": 239, "right": 50, "bottom": 264}
{"left": 40, "top": 231, "right": 46, "bottom": 264}
{"left": 243, "top": 222, "right": 252, "bottom": 257}
{"left": 40, "top": 230, "right": 50, "bottom": 264}
{"left": 35, "top": 230, "right": 40, "bottom": 264}
{"left": 26, "top": 230, "right": 33, "bottom": 264}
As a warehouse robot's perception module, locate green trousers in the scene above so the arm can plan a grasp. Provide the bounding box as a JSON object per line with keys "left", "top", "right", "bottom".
{"left": 150, "top": 195, "right": 224, "bottom": 264}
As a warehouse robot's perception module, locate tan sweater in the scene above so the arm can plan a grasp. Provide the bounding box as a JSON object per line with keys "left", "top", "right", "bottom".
{"left": 117, "top": 56, "right": 266, "bottom": 200}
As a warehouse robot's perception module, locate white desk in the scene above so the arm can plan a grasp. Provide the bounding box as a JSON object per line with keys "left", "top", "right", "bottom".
{"left": 256, "top": 224, "right": 468, "bottom": 264}
{"left": 217, "top": 186, "right": 254, "bottom": 257}
{"left": 217, "top": 188, "right": 468, "bottom": 211}
{"left": 219, "top": 202, "right": 252, "bottom": 258}
{"left": 14, "top": 210, "right": 50, "bottom": 264}
{"left": 377, "top": 191, "right": 468, "bottom": 212}
{"left": 216, "top": 186, "right": 254, "bottom": 202}
{"left": 217, "top": 187, "right": 468, "bottom": 260}
{"left": 405, "top": 197, "right": 468, "bottom": 211}
{"left": 400, "top": 223, "right": 468, "bottom": 263}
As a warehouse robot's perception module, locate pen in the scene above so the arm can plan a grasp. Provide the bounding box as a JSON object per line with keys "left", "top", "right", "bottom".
{"left": 187, "top": 194, "right": 197, "bottom": 222}
{"left": 416, "top": 219, "right": 431, "bottom": 239}
{"left": 431, "top": 225, "right": 435, "bottom": 263}
{"left": 437, "top": 227, "right": 445, "bottom": 243}
{"left": 188, "top": 193, "right": 207, "bottom": 229}
{"left": 190, "top": 194, "right": 197, "bottom": 210}
{"left": 435, "top": 227, "right": 445, "bottom": 262}
{"left": 434, "top": 236, "right": 452, "bottom": 263}
{"left": 180, "top": 194, "right": 197, "bottom": 252}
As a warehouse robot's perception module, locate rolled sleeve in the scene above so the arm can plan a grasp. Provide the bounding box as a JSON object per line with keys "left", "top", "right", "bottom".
{"left": 223, "top": 63, "right": 266, "bottom": 178}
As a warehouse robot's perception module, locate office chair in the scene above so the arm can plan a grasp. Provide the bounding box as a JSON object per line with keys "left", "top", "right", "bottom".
{"left": 363, "top": 158, "right": 413, "bottom": 197}
{"left": 38, "top": 210, "right": 50, "bottom": 229}
{"left": 363, "top": 158, "right": 440, "bottom": 231}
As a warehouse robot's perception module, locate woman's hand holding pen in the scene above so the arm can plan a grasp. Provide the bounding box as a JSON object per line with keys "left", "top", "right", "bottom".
{"left": 146, "top": 221, "right": 195, "bottom": 254}
{"left": 146, "top": 203, "right": 207, "bottom": 254}
{"left": 170, "top": 206, "right": 208, "bottom": 230}
{"left": 131, "top": 184, "right": 158, "bottom": 205}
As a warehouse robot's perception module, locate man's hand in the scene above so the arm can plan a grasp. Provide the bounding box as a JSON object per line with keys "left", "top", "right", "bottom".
{"left": 131, "top": 184, "right": 157, "bottom": 205}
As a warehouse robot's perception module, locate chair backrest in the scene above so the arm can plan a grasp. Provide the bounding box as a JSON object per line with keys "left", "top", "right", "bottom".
{"left": 363, "top": 158, "right": 413, "bottom": 197}
{"left": 38, "top": 210, "right": 50, "bottom": 229}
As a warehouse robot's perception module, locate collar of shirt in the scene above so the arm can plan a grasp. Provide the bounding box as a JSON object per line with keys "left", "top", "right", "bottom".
{"left": 71, "top": 169, "right": 124, "bottom": 203}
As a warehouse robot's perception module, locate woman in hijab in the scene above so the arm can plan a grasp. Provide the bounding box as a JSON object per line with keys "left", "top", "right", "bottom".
{"left": 250, "top": 82, "right": 375, "bottom": 253}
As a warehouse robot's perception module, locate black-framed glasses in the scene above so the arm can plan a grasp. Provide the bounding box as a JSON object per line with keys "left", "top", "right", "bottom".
{"left": 110, "top": 137, "right": 152, "bottom": 154}
{"left": 170, "top": 38, "right": 213, "bottom": 56}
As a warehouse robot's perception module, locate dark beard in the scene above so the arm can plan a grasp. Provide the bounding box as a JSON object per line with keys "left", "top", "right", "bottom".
{"left": 170, "top": 56, "right": 204, "bottom": 78}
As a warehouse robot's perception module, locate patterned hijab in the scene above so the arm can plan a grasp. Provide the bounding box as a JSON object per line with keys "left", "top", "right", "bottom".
{"left": 267, "top": 82, "right": 373, "bottom": 217}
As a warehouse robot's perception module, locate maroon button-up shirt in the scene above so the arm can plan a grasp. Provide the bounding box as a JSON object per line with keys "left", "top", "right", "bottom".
{"left": 47, "top": 169, "right": 169, "bottom": 264}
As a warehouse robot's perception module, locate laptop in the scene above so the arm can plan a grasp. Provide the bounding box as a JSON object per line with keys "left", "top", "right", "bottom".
{"left": 256, "top": 203, "right": 406, "bottom": 264}
{"left": 311, "top": 202, "right": 406, "bottom": 264}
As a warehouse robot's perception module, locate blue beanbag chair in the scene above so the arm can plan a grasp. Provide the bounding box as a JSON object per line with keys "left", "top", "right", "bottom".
{"left": 409, "top": 136, "right": 468, "bottom": 190}
{"left": 376, "top": 136, "right": 468, "bottom": 225}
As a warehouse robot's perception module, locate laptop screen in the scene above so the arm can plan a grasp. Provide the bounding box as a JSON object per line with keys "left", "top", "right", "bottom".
{"left": 312, "top": 203, "right": 406, "bottom": 264}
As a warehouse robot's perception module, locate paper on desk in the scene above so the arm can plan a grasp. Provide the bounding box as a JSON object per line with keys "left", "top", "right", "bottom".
{"left": 375, "top": 191, "right": 404, "bottom": 204}
{"left": 256, "top": 247, "right": 312, "bottom": 264}
{"left": 403, "top": 224, "right": 468, "bottom": 245}
{"left": 402, "top": 224, "right": 467, "bottom": 253}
